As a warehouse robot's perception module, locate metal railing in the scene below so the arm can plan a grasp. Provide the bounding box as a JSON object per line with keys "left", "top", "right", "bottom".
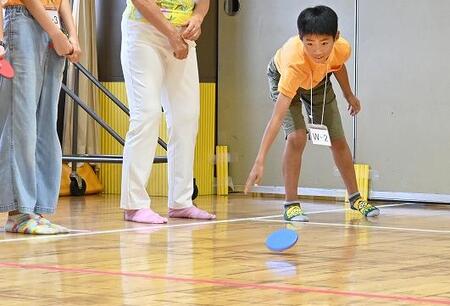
{"left": 60, "top": 63, "right": 198, "bottom": 199}
{"left": 61, "top": 62, "right": 168, "bottom": 166}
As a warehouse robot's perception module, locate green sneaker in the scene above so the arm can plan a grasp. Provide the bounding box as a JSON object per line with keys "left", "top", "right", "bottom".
{"left": 351, "top": 198, "right": 380, "bottom": 217}
{"left": 283, "top": 203, "right": 309, "bottom": 222}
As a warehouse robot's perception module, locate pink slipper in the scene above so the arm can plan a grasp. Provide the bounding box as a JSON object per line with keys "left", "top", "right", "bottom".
{"left": 124, "top": 208, "right": 168, "bottom": 224}
{"left": 168, "top": 206, "right": 216, "bottom": 220}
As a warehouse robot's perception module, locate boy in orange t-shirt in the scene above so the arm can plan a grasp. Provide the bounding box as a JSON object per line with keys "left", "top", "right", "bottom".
{"left": 245, "top": 6, "right": 380, "bottom": 221}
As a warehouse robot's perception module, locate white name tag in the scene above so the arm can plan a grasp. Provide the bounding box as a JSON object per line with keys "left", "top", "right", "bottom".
{"left": 308, "top": 124, "right": 331, "bottom": 146}
{"left": 47, "top": 9, "right": 61, "bottom": 29}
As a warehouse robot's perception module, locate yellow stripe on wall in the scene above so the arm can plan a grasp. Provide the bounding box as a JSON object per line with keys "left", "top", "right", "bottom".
{"left": 216, "top": 145, "right": 228, "bottom": 195}
{"left": 196, "top": 83, "right": 215, "bottom": 195}
{"left": 345, "top": 163, "right": 370, "bottom": 202}
{"left": 98, "top": 83, "right": 127, "bottom": 195}
{"left": 98, "top": 82, "right": 215, "bottom": 196}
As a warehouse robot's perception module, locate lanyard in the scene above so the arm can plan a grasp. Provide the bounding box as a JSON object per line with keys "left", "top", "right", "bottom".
{"left": 309, "top": 65, "right": 329, "bottom": 125}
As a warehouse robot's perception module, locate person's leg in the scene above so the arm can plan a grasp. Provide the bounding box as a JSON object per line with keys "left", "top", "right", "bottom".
{"left": 34, "top": 34, "right": 69, "bottom": 233}
{"left": 0, "top": 7, "right": 59, "bottom": 234}
{"left": 0, "top": 42, "right": 15, "bottom": 214}
{"left": 330, "top": 137, "right": 379, "bottom": 217}
{"left": 323, "top": 99, "right": 380, "bottom": 217}
{"left": 120, "top": 20, "right": 167, "bottom": 223}
{"left": 163, "top": 40, "right": 214, "bottom": 220}
{"left": 35, "top": 35, "right": 65, "bottom": 213}
{"left": 331, "top": 137, "right": 358, "bottom": 193}
{"left": 283, "top": 129, "right": 307, "bottom": 201}
{"left": 267, "top": 59, "right": 309, "bottom": 222}
{"left": 282, "top": 128, "right": 310, "bottom": 222}
{"left": 280, "top": 105, "right": 310, "bottom": 222}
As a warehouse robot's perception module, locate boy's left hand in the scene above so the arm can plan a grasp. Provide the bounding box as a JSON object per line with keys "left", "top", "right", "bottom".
{"left": 182, "top": 15, "right": 203, "bottom": 41}
{"left": 66, "top": 36, "right": 82, "bottom": 63}
{"left": 0, "top": 46, "right": 5, "bottom": 58}
{"left": 346, "top": 94, "right": 361, "bottom": 116}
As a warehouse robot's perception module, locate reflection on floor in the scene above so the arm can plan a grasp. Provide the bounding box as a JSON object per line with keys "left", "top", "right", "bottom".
{"left": 0, "top": 194, "right": 449, "bottom": 306}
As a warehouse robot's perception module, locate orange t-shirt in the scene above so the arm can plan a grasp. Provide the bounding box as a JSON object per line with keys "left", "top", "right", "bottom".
{"left": 274, "top": 36, "right": 351, "bottom": 98}
{"left": 5, "top": 0, "right": 61, "bottom": 9}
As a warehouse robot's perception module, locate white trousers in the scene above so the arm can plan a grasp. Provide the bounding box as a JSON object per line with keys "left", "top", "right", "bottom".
{"left": 120, "top": 17, "right": 199, "bottom": 209}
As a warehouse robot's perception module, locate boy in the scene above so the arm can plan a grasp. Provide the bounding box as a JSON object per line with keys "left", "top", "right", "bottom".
{"left": 244, "top": 5, "right": 380, "bottom": 221}
{"left": 0, "top": 0, "right": 81, "bottom": 234}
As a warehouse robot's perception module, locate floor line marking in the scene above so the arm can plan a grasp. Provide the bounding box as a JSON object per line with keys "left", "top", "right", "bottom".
{"left": 0, "top": 214, "right": 280, "bottom": 244}
{"left": 255, "top": 219, "right": 450, "bottom": 234}
{"left": 0, "top": 262, "right": 449, "bottom": 305}
{"left": 0, "top": 202, "right": 417, "bottom": 244}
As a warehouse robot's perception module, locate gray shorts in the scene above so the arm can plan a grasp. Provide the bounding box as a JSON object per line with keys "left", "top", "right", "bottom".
{"left": 267, "top": 58, "right": 345, "bottom": 140}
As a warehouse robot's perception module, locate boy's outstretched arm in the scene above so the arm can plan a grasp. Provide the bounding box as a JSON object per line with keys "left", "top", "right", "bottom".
{"left": 244, "top": 93, "right": 292, "bottom": 194}
{"left": 334, "top": 64, "right": 361, "bottom": 116}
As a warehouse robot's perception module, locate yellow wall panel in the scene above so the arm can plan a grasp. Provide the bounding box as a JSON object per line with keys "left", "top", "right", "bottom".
{"left": 195, "top": 83, "right": 215, "bottom": 195}
{"left": 98, "top": 82, "right": 215, "bottom": 197}
{"left": 345, "top": 164, "right": 370, "bottom": 202}
{"left": 216, "top": 145, "right": 228, "bottom": 195}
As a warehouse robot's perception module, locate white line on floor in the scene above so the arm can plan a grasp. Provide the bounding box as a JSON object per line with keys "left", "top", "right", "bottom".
{"left": 0, "top": 202, "right": 417, "bottom": 243}
{"left": 255, "top": 219, "right": 450, "bottom": 234}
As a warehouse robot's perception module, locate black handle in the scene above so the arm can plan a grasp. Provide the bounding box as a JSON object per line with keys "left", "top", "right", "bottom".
{"left": 224, "top": 0, "right": 240, "bottom": 16}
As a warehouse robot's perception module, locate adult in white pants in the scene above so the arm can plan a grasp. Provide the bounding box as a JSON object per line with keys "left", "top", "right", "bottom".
{"left": 120, "top": 0, "right": 215, "bottom": 223}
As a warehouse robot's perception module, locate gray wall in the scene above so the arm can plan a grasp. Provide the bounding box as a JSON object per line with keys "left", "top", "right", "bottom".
{"left": 218, "top": 0, "right": 355, "bottom": 189}
{"left": 218, "top": 0, "right": 450, "bottom": 200}
{"left": 357, "top": 0, "right": 450, "bottom": 195}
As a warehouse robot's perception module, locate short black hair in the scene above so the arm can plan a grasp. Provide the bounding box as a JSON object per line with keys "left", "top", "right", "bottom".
{"left": 297, "top": 5, "right": 338, "bottom": 39}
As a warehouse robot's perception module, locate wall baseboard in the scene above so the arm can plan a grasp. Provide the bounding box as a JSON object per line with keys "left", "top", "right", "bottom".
{"left": 234, "top": 185, "right": 450, "bottom": 204}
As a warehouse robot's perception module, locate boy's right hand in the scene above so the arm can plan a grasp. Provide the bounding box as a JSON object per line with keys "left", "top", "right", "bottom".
{"left": 50, "top": 30, "right": 73, "bottom": 57}
{"left": 0, "top": 45, "right": 5, "bottom": 58}
{"left": 244, "top": 162, "right": 264, "bottom": 194}
{"left": 169, "top": 33, "right": 188, "bottom": 60}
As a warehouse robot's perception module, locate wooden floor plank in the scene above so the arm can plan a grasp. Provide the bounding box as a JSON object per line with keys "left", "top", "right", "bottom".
{"left": 0, "top": 194, "right": 449, "bottom": 305}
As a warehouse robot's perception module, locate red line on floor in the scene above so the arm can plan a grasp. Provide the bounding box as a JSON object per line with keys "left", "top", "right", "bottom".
{"left": 1, "top": 262, "right": 449, "bottom": 305}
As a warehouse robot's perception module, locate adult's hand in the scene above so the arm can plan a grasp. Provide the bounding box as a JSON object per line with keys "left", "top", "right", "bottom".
{"left": 169, "top": 33, "right": 188, "bottom": 60}
{"left": 182, "top": 15, "right": 203, "bottom": 41}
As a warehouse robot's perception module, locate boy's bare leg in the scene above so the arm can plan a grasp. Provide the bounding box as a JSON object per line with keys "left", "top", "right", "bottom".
{"left": 282, "top": 129, "right": 309, "bottom": 221}
{"left": 330, "top": 137, "right": 380, "bottom": 217}
{"left": 330, "top": 137, "right": 358, "bottom": 194}
{"left": 283, "top": 129, "right": 307, "bottom": 200}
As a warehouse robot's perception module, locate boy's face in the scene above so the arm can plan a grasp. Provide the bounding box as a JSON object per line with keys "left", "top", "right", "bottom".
{"left": 301, "top": 33, "right": 338, "bottom": 64}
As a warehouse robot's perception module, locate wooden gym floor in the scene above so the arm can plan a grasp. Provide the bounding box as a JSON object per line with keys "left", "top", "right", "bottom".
{"left": 0, "top": 194, "right": 449, "bottom": 306}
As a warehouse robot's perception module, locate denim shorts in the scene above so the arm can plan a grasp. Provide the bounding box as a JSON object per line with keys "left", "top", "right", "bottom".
{"left": 267, "top": 58, "right": 345, "bottom": 140}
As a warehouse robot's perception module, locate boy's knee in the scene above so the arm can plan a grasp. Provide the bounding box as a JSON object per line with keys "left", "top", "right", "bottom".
{"left": 331, "top": 137, "right": 349, "bottom": 151}
{"left": 286, "top": 129, "right": 307, "bottom": 150}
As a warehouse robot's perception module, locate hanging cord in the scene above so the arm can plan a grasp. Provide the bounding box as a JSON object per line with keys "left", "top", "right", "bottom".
{"left": 309, "top": 65, "right": 328, "bottom": 126}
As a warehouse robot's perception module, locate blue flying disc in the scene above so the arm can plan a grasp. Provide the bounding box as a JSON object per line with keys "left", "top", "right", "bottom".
{"left": 265, "top": 228, "right": 298, "bottom": 252}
